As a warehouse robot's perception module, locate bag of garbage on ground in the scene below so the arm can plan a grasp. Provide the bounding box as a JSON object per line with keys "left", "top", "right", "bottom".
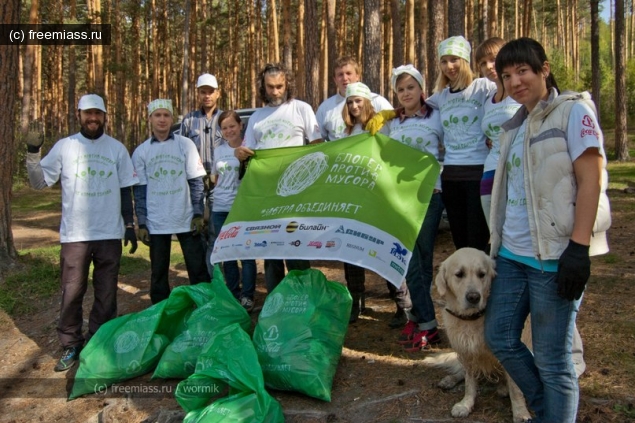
{"left": 153, "top": 270, "right": 252, "bottom": 379}
{"left": 70, "top": 301, "right": 170, "bottom": 399}
{"left": 71, "top": 272, "right": 221, "bottom": 399}
{"left": 252, "top": 268, "right": 352, "bottom": 401}
{"left": 176, "top": 323, "right": 284, "bottom": 423}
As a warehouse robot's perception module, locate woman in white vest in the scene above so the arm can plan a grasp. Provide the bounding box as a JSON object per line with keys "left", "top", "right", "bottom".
{"left": 484, "top": 38, "right": 611, "bottom": 423}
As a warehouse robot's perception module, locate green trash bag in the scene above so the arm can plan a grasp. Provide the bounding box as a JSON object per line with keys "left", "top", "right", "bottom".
{"left": 70, "top": 301, "right": 170, "bottom": 399}
{"left": 156, "top": 266, "right": 224, "bottom": 341}
{"left": 252, "top": 268, "right": 352, "bottom": 401}
{"left": 176, "top": 323, "right": 284, "bottom": 423}
{"left": 153, "top": 278, "right": 252, "bottom": 379}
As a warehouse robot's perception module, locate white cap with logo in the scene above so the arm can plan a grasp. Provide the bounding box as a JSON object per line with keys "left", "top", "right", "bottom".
{"left": 78, "top": 94, "right": 107, "bottom": 113}
{"left": 196, "top": 73, "right": 218, "bottom": 89}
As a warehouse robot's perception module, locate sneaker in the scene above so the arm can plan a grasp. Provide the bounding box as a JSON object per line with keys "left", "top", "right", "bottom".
{"left": 240, "top": 297, "right": 255, "bottom": 313}
{"left": 403, "top": 329, "right": 441, "bottom": 352}
{"left": 388, "top": 308, "right": 407, "bottom": 328}
{"left": 397, "top": 320, "right": 418, "bottom": 344}
{"left": 54, "top": 346, "right": 81, "bottom": 372}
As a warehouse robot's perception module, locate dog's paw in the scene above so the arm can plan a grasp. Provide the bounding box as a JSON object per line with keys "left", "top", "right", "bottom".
{"left": 511, "top": 410, "right": 532, "bottom": 423}
{"left": 451, "top": 402, "right": 472, "bottom": 418}
{"left": 438, "top": 375, "right": 461, "bottom": 389}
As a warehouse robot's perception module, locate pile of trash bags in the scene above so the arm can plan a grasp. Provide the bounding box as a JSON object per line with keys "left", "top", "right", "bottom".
{"left": 70, "top": 267, "right": 352, "bottom": 422}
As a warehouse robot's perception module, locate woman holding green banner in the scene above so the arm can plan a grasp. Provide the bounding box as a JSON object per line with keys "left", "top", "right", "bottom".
{"left": 210, "top": 110, "right": 257, "bottom": 312}
{"left": 387, "top": 65, "right": 444, "bottom": 352}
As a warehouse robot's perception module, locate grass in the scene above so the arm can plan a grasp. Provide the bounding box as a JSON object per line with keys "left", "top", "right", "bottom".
{"left": 0, "top": 246, "right": 61, "bottom": 315}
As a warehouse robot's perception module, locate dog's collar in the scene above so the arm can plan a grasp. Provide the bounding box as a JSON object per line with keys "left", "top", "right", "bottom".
{"left": 445, "top": 307, "right": 486, "bottom": 321}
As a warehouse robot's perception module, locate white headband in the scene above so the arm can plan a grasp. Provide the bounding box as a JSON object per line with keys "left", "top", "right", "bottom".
{"left": 345, "top": 82, "right": 372, "bottom": 100}
{"left": 391, "top": 65, "right": 424, "bottom": 91}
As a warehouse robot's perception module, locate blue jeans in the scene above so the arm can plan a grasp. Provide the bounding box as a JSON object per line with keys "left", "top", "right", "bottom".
{"left": 405, "top": 192, "right": 443, "bottom": 330}
{"left": 211, "top": 211, "right": 256, "bottom": 299}
{"left": 484, "top": 256, "right": 580, "bottom": 423}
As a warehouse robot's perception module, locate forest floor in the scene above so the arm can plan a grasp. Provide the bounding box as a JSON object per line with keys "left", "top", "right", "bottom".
{"left": 0, "top": 186, "right": 634, "bottom": 423}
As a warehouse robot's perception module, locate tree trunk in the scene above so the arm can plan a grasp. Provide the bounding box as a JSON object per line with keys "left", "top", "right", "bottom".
{"left": 488, "top": 0, "right": 498, "bottom": 36}
{"left": 590, "top": 0, "right": 600, "bottom": 118}
{"left": 68, "top": 0, "right": 76, "bottom": 134}
{"left": 249, "top": 0, "right": 257, "bottom": 107}
{"left": 21, "top": 0, "right": 38, "bottom": 136}
{"left": 427, "top": 0, "right": 444, "bottom": 96}
{"left": 304, "top": 0, "right": 320, "bottom": 108}
{"left": 522, "top": 0, "right": 532, "bottom": 37}
{"left": 615, "top": 0, "right": 630, "bottom": 161}
{"left": 326, "top": 0, "right": 336, "bottom": 97}
{"left": 0, "top": 0, "right": 20, "bottom": 270}
{"left": 282, "top": 0, "right": 293, "bottom": 71}
{"left": 391, "top": 0, "right": 403, "bottom": 71}
{"left": 88, "top": 0, "right": 104, "bottom": 95}
{"left": 268, "top": 0, "right": 280, "bottom": 63}
{"left": 363, "top": 0, "right": 382, "bottom": 93}
{"left": 296, "top": 0, "right": 306, "bottom": 100}
{"left": 448, "top": 0, "right": 465, "bottom": 36}
{"left": 406, "top": 0, "right": 415, "bottom": 63}
{"left": 181, "top": 0, "right": 191, "bottom": 116}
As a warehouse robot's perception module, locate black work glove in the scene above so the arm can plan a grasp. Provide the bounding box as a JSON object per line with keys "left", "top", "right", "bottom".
{"left": 25, "top": 121, "right": 45, "bottom": 153}
{"left": 124, "top": 227, "right": 138, "bottom": 254}
{"left": 556, "top": 240, "right": 590, "bottom": 301}
{"left": 138, "top": 224, "right": 151, "bottom": 246}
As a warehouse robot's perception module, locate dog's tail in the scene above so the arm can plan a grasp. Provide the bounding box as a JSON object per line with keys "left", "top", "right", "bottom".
{"left": 421, "top": 352, "right": 463, "bottom": 375}
{"left": 422, "top": 351, "right": 466, "bottom": 389}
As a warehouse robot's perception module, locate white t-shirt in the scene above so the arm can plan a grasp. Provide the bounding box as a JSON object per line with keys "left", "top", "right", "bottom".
{"left": 132, "top": 134, "right": 207, "bottom": 234}
{"left": 244, "top": 99, "right": 321, "bottom": 149}
{"left": 211, "top": 143, "right": 241, "bottom": 212}
{"left": 481, "top": 94, "right": 521, "bottom": 173}
{"left": 427, "top": 78, "right": 496, "bottom": 165}
{"left": 316, "top": 93, "right": 393, "bottom": 141}
{"left": 40, "top": 133, "right": 139, "bottom": 243}
{"left": 502, "top": 102, "right": 604, "bottom": 256}
{"left": 389, "top": 108, "right": 444, "bottom": 190}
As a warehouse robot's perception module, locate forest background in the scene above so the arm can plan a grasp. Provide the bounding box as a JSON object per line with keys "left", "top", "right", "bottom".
{"left": 0, "top": 0, "right": 633, "bottom": 267}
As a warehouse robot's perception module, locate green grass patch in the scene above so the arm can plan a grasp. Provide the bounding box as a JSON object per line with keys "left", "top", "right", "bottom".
{"left": 607, "top": 162, "right": 635, "bottom": 190}
{"left": 600, "top": 253, "right": 620, "bottom": 264}
{"left": 12, "top": 186, "right": 62, "bottom": 214}
{"left": 0, "top": 246, "right": 61, "bottom": 315}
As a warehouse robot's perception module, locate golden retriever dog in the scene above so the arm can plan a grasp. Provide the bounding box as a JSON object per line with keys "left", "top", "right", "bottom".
{"left": 424, "top": 247, "right": 532, "bottom": 423}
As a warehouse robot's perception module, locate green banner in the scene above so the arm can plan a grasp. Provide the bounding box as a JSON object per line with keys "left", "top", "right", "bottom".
{"left": 210, "top": 133, "right": 440, "bottom": 287}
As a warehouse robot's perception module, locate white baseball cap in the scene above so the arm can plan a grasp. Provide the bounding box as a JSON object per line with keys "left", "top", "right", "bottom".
{"left": 196, "top": 73, "right": 218, "bottom": 89}
{"left": 78, "top": 94, "right": 107, "bottom": 113}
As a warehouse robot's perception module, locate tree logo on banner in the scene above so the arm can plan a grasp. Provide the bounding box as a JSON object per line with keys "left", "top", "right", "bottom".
{"left": 277, "top": 152, "right": 329, "bottom": 197}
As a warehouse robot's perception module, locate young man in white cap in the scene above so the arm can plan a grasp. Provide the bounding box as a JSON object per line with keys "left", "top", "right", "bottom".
{"left": 180, "top": 73, "right": 223, "bottom": 172}
{"left": 180, "top": 73, "right": 223, "bottom": 272}
{"left": 315, "top": 57, "right": 394, "bottom": 323}
{"left": 234, "top": 63, "right": 322, "bottom": 293}
{"left": 132, "top": 99, "right": 210, "bottom": 304}
{"left": 26, "top": 94, "right": 139, "bottom": 372}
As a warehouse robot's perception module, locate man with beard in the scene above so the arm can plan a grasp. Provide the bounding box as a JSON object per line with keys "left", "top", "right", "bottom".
{"left": 132, "top": 99, "right": 210, "bottom": 304}
{"left": 234, "top": 63, "right": 322, "bottom": 292}
{"left": 26, "top": 94, "right": 139, "bottom": 372}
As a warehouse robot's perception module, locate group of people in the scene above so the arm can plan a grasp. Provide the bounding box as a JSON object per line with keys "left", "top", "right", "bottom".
{"left": 26, "top": 32, "right": 610, "bottom": 423}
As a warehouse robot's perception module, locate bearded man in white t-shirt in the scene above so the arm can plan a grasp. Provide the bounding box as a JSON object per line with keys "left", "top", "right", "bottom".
{"left": 234, "top": 63, "right": 322, "bottom": 293}
{"left": 132, "top": 99, "right": 210, "bottom": 305}
{"left": 26, "top": 94, "right": 140, "bottom": 372}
